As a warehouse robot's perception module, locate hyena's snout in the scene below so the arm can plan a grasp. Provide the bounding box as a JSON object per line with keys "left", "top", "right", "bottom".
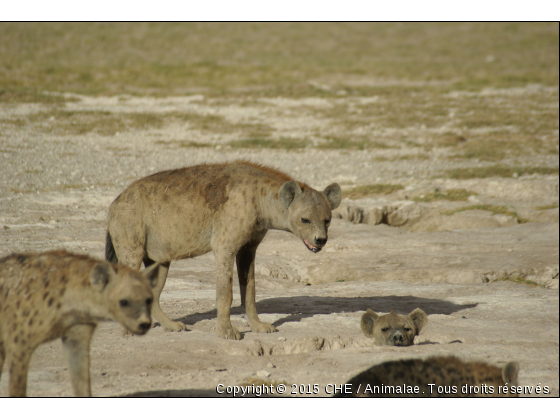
{"left": 314, "top": 236, "right": 327, "bottom": 246}
{"left": 134, "top": 309, "right": 152, "bottom": 334}
{"left": 390, "top": 331, "right": 410, "bottom": 346}
{"left": 138, "top": 321, "right": 151, "bottom": 333}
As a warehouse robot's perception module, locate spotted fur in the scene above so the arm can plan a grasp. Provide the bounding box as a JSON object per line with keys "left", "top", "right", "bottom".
{"left": 0, "top": 250, "right": 158, "bottom": 397}
{"left": 337, "top": 356, "right": 519, "bottom": 397}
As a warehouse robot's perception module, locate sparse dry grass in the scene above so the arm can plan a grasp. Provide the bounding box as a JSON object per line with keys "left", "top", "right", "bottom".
{"left": 414, "top": 189, "right": 476, "bottom": 203}
{"left": 443, "top": 165, "right": 559, "bottom": 179}
{"left": 3, "top": 109, "right": 274, "bottom": 138}
{"left": 491, "top": 273, "right": 544, "bottom": 288}
{"left": 229, "top": 137, "right": 309, "bottom": 149}
{"left": 171, "top": 113, "right": 273, "bottom": 137}
{"left": 0, "top": 23, "right": 558, "bottom": 165}
{"left": 451, "top": 134, "right": 558, "bottom": 161}
{"left": 536, "top": 204, "right": 559, "bottom": 211}
{"left": 373, "top": 153, "right": 430, "bottom": 162}
{"left": 443, "top": 204, "right": 527, "bottom": 223}
{"left": 1, "top": 23, "right": 557, "bottom": 100}
{"left": 10, "top": 110, "right": 166, "bottom": 136}
{"left": 317, "top": 136, "right": 391, "bottom": 150}
{"left": 345, "top": 184, "right": 405, "bottom": 199}
{"left": 155, "top": 140, "right": 212, "bottom": 148}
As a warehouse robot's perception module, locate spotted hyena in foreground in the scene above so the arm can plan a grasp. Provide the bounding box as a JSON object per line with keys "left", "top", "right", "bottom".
{"left": 106, "top": 161, "right": 341, "bottom": 339}
{"left": 0, "top": 250, "right": 159, "bottom": 397}
{"left": 337, "top": 356, "right": 519, "bottom": 397}
{"left": 361, "top": 308, "right": 428, "bottom": 346}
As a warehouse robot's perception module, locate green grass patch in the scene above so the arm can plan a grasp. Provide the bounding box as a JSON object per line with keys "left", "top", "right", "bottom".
{"left": 24, "top": 110, "right": 166, "bottom": 135}
{"left": 0, "top": 88, "right": 74, "bottom": 104}
{"left": 536, "top": 204, "right": 559, "bottom": 211}
{"left": 345, "top": 184, "right": 404, "bottom": 199}
{"left": 10, "top": 188, "right": 35, "bottom": 194}
{"left": 443, "top": 204, "right": 527, "bottom": 223}
{"left": 317, "top": 136, "right": 391, "bottom": 150}
{"left": 171, "top": 113, "right": 273, "bottom": 137}
{"left": 373, "top": 153, "right": 429, "bottom": 162}
{"left": 312, "top": 84, "right": 557, "bottom": 138}
{"left": 229, "top": 137, "right": 310, "bottom": 149}
{"left": 431, "top": 134, "right": 468, "bottom": 147}
{"left": 155, "top": 140, "right": 212, "bottom": 148}
{"left": 443, "top": 165, "right": 559, "bottom": 179}
{"left": 413, "top": 189, "right": 476, "bottom": 203}
{"left": 491, "top": 273, "right": 542, "bottom": 288}
{"left": 12, "top": 109, "right": 274, "bottom": 138}
{"left": 451, "top": 134, "right": 558, "bottom": 161}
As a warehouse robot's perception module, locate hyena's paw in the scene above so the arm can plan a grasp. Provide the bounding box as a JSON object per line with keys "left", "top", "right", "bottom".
{"left": 251, "top": 321, "right": 277, "bottom": 334}
{"left": 218, "top": 323, "right": 242, "bottom": 340}
{"left": 160, "top": 320, "right": 188, "bottom": 332}
{"left": 121, "top": 326, "right": 133, "bottom": 336}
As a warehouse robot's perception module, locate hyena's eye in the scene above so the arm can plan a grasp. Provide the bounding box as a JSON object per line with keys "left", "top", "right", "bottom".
{"left": 301, "top": 218, "right": 311, "bottom": 224}
{"left": 404, "top": 327, "right": 412, "bottom": 332}
{"left": 325, "top": 219, "right": 331, "bottom": 225}
{"left": 119, "top": 299, "right": 130, "bottom": 307}
{"left": 146, "top": 298, "right": 153, "bottom": 306}
{"left": 381, "top": 327, "right": 390, "bottom": 332}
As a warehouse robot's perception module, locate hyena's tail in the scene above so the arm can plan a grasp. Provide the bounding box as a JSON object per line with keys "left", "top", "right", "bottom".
{"left": 105, "top": 231, "right": 118, "bottom": 263}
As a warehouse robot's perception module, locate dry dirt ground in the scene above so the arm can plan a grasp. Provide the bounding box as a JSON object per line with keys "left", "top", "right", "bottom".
{"left": 0, "top": 92, "right": 558, "bottom": 397}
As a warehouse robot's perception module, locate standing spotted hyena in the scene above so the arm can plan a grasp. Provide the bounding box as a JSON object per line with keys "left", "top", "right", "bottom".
{"left": 106, "top": 160, "right": 342, "bottom": 339}
{"left": 0, "top": 250, "right": 159, "bottom": 397}
{"left": 336, "top": 356, "right": 519, "bottom": 397}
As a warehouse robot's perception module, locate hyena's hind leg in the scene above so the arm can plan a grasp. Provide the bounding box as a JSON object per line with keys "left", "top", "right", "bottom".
{"left": 115, "top": 248, "right": 148, "bottom": 336}
{"left": 143, "top": 259, "right": 187, "bottom": 332}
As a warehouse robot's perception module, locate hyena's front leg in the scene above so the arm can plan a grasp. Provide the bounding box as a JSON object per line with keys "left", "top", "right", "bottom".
{"left": 7, "top": 347, "right": 33, "bottom": 397}
{"left": 215, "top": 250, "right": 241, "bottom": 340}
{"left": 62, "top": 323, "right": 96, "bottom": 397}
{"left": 236, "top": 241, "right": 276, "bottom": 334}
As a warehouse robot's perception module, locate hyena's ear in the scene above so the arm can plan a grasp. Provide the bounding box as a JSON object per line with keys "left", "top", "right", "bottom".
{"left": 502, "top": 362, "right": 519, "bottom": 385}
{"left": 361, "top": 309, "right": 380, "bottom": 338}
{"left": 278, "top": 181, "right": 302, "bottom": 208}
{"left": 409, "top": 308, "right": 428, "bottom": 335}
{"left": 323, "top": 183, "right": 342, "bottom": 210}
{"left": 90, "top": 262, "right": 116, "bottom": 292}
{"left": 142, "top": 263, "right": 160, "bottom": 289}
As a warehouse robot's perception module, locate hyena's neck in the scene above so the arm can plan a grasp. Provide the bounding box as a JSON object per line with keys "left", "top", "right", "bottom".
{"left": 256, "top": 181, "right": 292, "bottom": 233}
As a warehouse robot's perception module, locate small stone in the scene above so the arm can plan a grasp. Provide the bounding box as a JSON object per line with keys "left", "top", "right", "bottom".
{"left": 139, "top": 372, "right": 148, "bottom": 377}
{"left": 277, "top": 337, "right": 286, "bottom": 341}
{"left": 3, "top": 225, "right": 9, "bottom": 230}
{"left": 256, "top": 370, "right": 270, "bottom": 378}
{"left": 266, "top": 362, "right": 275, "bottom": 369}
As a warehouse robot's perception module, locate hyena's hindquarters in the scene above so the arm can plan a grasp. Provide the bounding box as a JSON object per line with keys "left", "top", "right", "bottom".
{"left": 105, "top": 231, "right": 118, "bottom": 263}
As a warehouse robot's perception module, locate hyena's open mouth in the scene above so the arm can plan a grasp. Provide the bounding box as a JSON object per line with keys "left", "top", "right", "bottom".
{"left": 303, "top": 238, "right": 322, "bottom": 253}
